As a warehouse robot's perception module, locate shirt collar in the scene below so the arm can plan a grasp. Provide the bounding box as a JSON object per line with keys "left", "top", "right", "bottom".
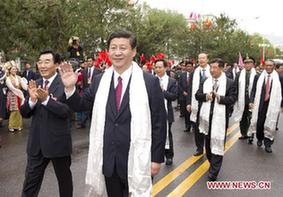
{"left": 113, "top": 65, "right": 133, "bottom": 82}
{"left": 43, "top": 72, "right": 57, "bottom": 85}
{"left": 158, "top": 73, "right": 168, "bottom": 80}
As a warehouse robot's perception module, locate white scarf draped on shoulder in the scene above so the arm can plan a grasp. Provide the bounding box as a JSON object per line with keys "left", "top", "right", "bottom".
{"left": 248, "top": 70, "right": 282, "bottom": 140}
{"left": 232, "top": 68, "right": 256, "bottom": 122}
{"left": 191, "top": 65, "right": 211, "bottom": 122}
{"left": 85, "top": 62, "right": 152, "bottom": 197}
{"left": 199, "top": 73, "right": 227, "bottom": 156}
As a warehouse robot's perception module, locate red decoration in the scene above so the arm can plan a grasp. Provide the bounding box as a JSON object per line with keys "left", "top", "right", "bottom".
{"left": 94, "top": 50, "right": 112, "bottom": 68}
{"left": 167, "top": 59, "right": 175, "bottom": 67}
{"left": 149, "top": 55, "right": 156, "bottom": 63}
{"left": 155, "top": 53, "right": 166, "bottom": 60}
{"left": 145, "top": 60, "right": 154, "bottom": 71}
{"left": 139, "top": 53, "right": 146, "bottom": 63}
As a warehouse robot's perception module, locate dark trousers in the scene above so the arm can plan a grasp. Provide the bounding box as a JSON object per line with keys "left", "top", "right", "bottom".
{"left": 180, "top": 99, "right": 191, "bottom": 130}
{"left": 80, "top": 111, "right": 91, "bottom": 127}
{"left": 192, "top": 122, "right": 205, "bottom": 152}
{"left": 185, "top": 111, "right": 191, "bottom": 130}
{"left": 239, "top": 105, "right": 252, "bottom": 137}
{"left": 180, "top": 99, "right": 186, "bottom": 116}
{"left": 205, "top": 135, "right": 223, "bottom": 179}
{"left": 22, "top": 153, "right": 73, "bottom": 197}
{"left": 105, "top": 165, "right": 129, "bottom": 197}
{"left": 256, "top": 101, "right": 273, "bottom": 147}
{"left": 165, "top": 122, "right": 174, "bottom": 159}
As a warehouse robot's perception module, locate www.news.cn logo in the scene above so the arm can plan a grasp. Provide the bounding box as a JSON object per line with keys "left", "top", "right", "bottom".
{"left": 207, "top": 181, "right": 271, "bottom": 190}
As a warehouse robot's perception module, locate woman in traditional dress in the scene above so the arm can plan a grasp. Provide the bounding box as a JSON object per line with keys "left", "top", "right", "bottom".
{"left": 5, "top": 62, "right": 27, "bottom": 132}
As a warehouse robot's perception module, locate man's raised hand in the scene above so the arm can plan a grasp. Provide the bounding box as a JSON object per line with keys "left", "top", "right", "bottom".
{"left": 59, "top": 62, "right": 78, "bottom": 92}
{"left": 28, "top": 80, "right": 38, "bottom": 102}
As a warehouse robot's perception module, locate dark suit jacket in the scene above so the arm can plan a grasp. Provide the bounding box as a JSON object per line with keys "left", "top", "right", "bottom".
{"left": 195, "top": 76, "right": 237, "bottom": 129}
{"left": 250, "top": 73, "right": 283, "bottom": 111}
{"left": 20, "top": 75, "right": 72, "bottom": 158}
{"left": 164, "top": 78, "right": 178, "bottom": 123}
{"left": 22, "top": 70, "right": 36, "bottom": 82}
{"left": 65, "top": 72, "right": 167, "bottom": 179}
{"left": 82, "top": 67, "right": 101, "bottom": 89}
{"left": 178, "top": 72, "right": 190, "bottom": 101}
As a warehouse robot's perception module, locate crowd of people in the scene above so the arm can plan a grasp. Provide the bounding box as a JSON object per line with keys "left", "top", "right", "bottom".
{"left": 0, "top": 30, "right": 283, "bottom": 196}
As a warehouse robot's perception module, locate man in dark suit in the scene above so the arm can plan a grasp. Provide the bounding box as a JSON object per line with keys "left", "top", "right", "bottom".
{"left": 186, "top": 53, "right": 210, "bottom": 156}
{"left": 60, "top": 31, "right": 166, "bottom": 196}
{"left": 249, "top": 60, "right": 283, "bottom": 153}
{"left": 155, "top": 59, "right": 178, "bottom": 165}
{"left": 196, "top": 58, "right": 237, "bottom": 181}
{"left": 76, "top": 56, "right": 101, "bottom": 129}
{"left": 20, "top": 51, "right": 73, "bottom": 197}
{"left": 179, "top": 60, "right": 194, "bottom": 132}
{"left": 22, "top": 62, "right": 36, "bottom": 82}
{"left": 226, "top": 63, "right": 240, "bottom": 81}
{"left": 233, "top": 57, "right": 257, "bottom": 140}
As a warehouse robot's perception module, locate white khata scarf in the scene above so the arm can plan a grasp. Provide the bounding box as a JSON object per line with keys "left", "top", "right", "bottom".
{"left": 85, "top": 62, "right": 152, "bottom": 197}
{"left": 158, "top": 74, "right": 170, "bottom": 149}
{"left": 199, "top": 73, "right": 227, "bottom": 156}
{"left": 191, "top": 65, "right": 211, "bottom": 122}
{"left": 232, "top": 68, "right": 256, "bottom": 122}
{"left": 248, "top": 70, "right": 282, "bottom": 140}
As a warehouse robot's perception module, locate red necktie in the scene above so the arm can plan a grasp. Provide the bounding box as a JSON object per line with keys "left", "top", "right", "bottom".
{"left": 43, "top": 80, "right": 49, "bottom": 90}
{"left": 116, "top": 77, "right": 123, "bottom": 111}
{"left": 264, "top": 75, "right": 270, "bottom": 101}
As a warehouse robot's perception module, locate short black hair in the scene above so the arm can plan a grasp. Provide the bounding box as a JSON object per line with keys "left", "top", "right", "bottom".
{"left": 107, "top": 30, "right": 137, "bottom": 49}
{"left": 154, "top": 59, "right": 168, "bottom": 68}
{"left": 209, "top": 58, "right": 225, "bottom": 68}
{"left": 184, "top": 60, "right": 194, "bottom": 66}
{"left": 39, "top": 50, "right": 61, "bottom": 64}
{"left": 86, "top": 56, "right": 93, "bottom": 60}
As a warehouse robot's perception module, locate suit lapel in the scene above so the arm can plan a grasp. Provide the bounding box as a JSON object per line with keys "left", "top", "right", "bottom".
{"left": 48, "top": 74, "right": 60, "bottom": 95}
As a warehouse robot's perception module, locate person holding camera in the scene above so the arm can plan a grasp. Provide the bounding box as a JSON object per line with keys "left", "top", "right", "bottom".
{"left": 67, "top": 36, "right": 84, "bottom": 61}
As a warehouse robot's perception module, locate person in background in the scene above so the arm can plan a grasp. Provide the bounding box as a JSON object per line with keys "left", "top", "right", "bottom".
{"left": 67, "top": 36, "right": 84, "bottom": 61}
{"left": 187, "top": 53, "right": 211, "bottom": 156}
{"left": 22, "top": 62, "right": 36, "bottom": 82}
{"left": 179, "top": 60, "right": 194, "bottom": 132}
{"left": 76, "top": 56, "right": 101, "bottom": 129}
{"left": 275, "top": 62, "right": 283, "bottom": 130}
{"left": 0, "top": 65, "right": 7, "bottom": 128}
{"left": 155, "top": 59, "right": 178, "bottom": 165}
{"left": 248, "top": 60, "right": 283, "bottom": 153}
{"left": 232, "top": 57, "right": 257, "bottom": 140}
{"left": 5, "top": 62, "right": 27, "bottom": 133}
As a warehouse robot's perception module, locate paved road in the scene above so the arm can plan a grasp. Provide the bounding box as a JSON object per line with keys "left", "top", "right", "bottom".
{"left": 0, "top": 108, "right": 282, "bottom": 197}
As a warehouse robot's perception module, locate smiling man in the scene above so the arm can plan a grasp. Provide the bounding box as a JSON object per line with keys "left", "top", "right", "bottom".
{"left": 196, "top": 58, "right": 237, "bottom": 181}
{"left": 248, "top": 60, "right": 283, "bottom": 153}
{"left": 20, "top": 51, "right": 73, "bottom": 197}
{"left": 60, "top": 30, "right": 166, "bottom": 197}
